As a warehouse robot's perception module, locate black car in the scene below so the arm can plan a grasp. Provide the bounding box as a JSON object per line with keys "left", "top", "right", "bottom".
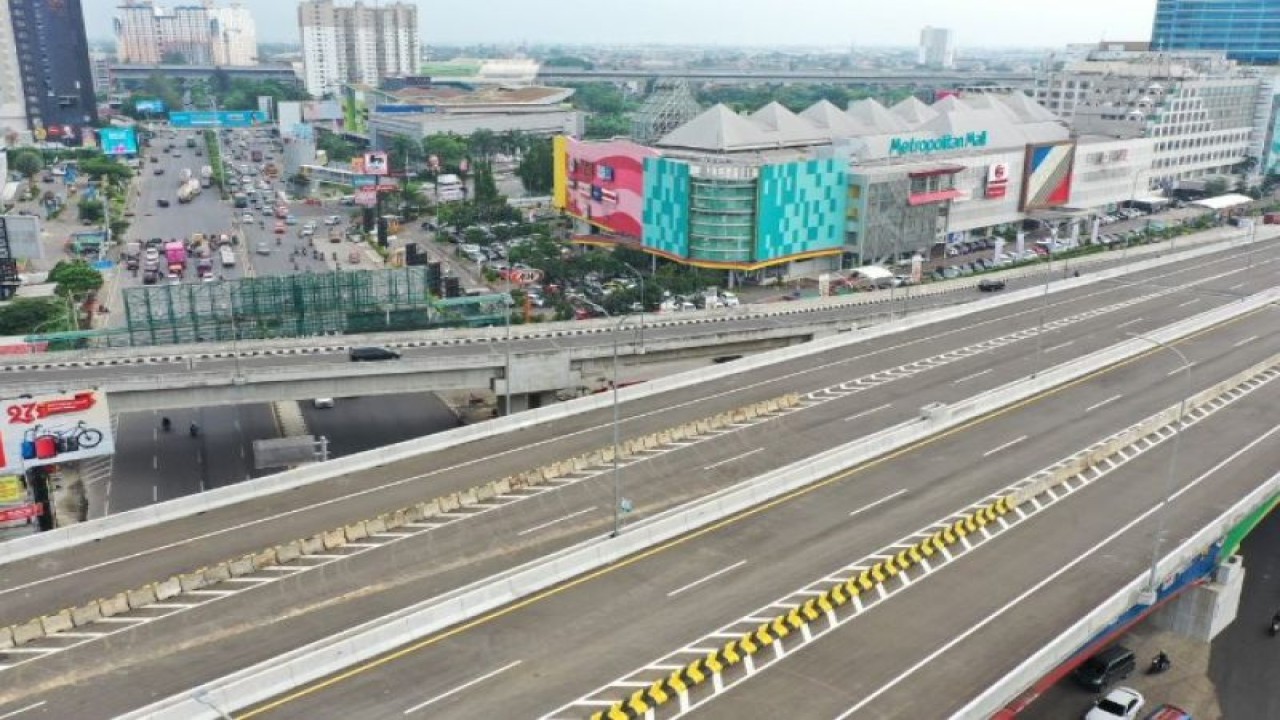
{"left": 349, "top": 346, "right": 401, "bottom": 362}
{"left": 153, "top": 168, "right": 164, "bottom": 175}
{"left": 156, "top": 198, "right": 170, "bottom": 208}
{"left": 977, "top": 278, "right": 1006, "bottom": 292}
{"left": 1072, "top": 645, "right": 1136, "bottom": 691}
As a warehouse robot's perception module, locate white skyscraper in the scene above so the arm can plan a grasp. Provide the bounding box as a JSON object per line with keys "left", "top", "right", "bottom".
{"left": 918, "top": 26, "right": 956, "bottom": 69}
{"left": 299, "top": 0, "right": 420, "bottom": 98}
{"left": 115, "top": 1, "right": 258, "bottom": 67}
{"left": 0, "top": 1, "right": 28, "bottom": 144}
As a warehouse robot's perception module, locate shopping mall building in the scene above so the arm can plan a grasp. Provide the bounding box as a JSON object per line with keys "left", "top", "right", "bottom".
{"left": 553, "top": 92, "right": 1163, "bottom": 276}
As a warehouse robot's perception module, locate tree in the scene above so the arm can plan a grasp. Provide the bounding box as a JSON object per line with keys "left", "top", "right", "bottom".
{"left": 317, "top": 131, "right": 358, "bottom": 163}
{"left": 498, "top": 130, "right": 530, "bottom": 159}
{"left": 472, "top": 162, "right": 501, "bottom": 205}
{"left": 569, "top": 83, "right": 628, "bottom": 114}
{"left": 422, "top": 133, "right": 469, "bottom": 173}
{"left": 0, "top": 298, "right": 68, "bottom": 335}
{"left": 49, "top": 261, "right": 104, "bottom": 299}
{"left": 387, "top": 134, "right": 422, "bottom": 174}
{"left": 78, "top": 199, "right": 104, "bottom": 224}
{"left": 211, "top": 68, "right": 233, "bottom": 95}
{"left": 467, "top": 129, "right": 499, "bottom": 162}
{"left": 78, "top": 157, "right": 133, "bottom": 184}
{"left": 142, "top": 73, "right": 182, "bottom": 114}
{"left": 585, "top": 114, "right": 630, "bottom": 140}
{"left": 10, "top": 149, "right": 43, "bottom": 179}
{"left": 517, "top": 138, "right": 555, "bottom": 195}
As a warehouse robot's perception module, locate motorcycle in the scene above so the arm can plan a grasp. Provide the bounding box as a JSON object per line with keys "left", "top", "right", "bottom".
{"left": 1269, "top": 613, "right": 1280, "bottom": 636}
{"left": 1147, "top": 652, "right": 1171, "bottom": 675}
{"left": 189, "top": 423, "right": 199, "bottom": 438}
{"left": 161, "top": 417, "right": 171, "bottom": 432}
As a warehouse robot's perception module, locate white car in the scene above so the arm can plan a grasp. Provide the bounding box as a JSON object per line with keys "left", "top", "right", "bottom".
{"left": 1085, "top": 687, "right": 1144, "bottom": 720}
{"left": 241, "top": 213, "right": 254, "bottom": 223}
{"left": 313, "top": 398, "right": 335, "bottom": 409}
{"left": 325, "top": 215, "right": 341, "bottom": 226}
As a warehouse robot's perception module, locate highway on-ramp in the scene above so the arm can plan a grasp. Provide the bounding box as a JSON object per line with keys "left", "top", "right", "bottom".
{"left": 0, "top": 237, "right": 1273, "bottom": 717}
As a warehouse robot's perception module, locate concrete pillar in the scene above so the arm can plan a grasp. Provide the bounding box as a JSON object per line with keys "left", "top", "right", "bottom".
{"left": 500, "top": 391, "right": 561, "bottom": 415}
{"left": 1150, "top": 555, "right": 1244, "bottom": 642}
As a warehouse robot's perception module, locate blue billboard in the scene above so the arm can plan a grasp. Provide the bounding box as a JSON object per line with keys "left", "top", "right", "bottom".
{"left": 99, "top": 127, "right": 139, "bottom": 156}
{"left": 374, "top": 104, "right": 440, "bottom": 114}
{"left": 168, "top": 110, "right": 269, "bottom": 128}
{"left": 135, "top": 99, "right": 167, "bottom": 114}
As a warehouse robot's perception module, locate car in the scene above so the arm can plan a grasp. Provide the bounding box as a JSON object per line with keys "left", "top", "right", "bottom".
{"left": 241, "top": 213, "right": 254, "bottom": 223}
{"left": 1085, "top": 687, "right": 1144, "bottom": 720}
{"left": 1073, "top": 645, "right": 1136, "bottom": 690}
{"left": 166, "top": 273, "right": 181, "bottom": 285}
{"left": 256, "top": 242, "right": 270, "bottom": 255}
{"left": 285, "top": 215, "right": 298, "bottom": 225}
{"left": 153, "top": 168, "right": 164, "bottom": 175}
{"left": 274, "top": 222, "right": 286, "bottom": 234}
{"left": 149, "top": 156, "right": 158, "bottom": 164}
{"left": 324, "top": 215, "right": 341, "bottom": 226}
{"left": 144, "top": 247, "right": 160, "bottom": 261}
{"left": 313, "top": 398, "right": 335, "bottom": 409}
{"left": 349, "top": 346, "right": 400, "bottom": 362}
{"left": 156, "top": 198, "right": 170, "bottom": 208}
{"left": 978, "top": 278, "right": 1006, "bottom": 292}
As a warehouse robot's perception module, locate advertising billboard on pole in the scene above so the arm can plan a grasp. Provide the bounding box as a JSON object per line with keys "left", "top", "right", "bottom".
{"left": 363, "top": 151, "right": 389, "bottom": 176}
{"left": 0, "top": 390, "right": 116, "bottom": 474}
{"left": 99, "top": 127, "right": 139, "bottom": 156}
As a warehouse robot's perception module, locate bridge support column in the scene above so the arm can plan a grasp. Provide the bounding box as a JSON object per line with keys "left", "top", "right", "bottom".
{"left": 500, "top": 391, "right": 560, "bottom": 416}
{"left": 1150, "top": 554, "right": 1244, "bottom": 642}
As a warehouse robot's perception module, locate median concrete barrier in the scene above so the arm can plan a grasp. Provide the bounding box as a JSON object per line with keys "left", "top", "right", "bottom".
{"left": 40, "top": 610, "right": 73, "bottom": 635}
{"left": 126, "top": 585, "right": 156, "bottom": 608}
{"left": 118, "top": 287, "right": 1280, "bottom": 720}
{"left": 100, "top": 592, "right": 130, "bottom": 617}
{"left": 153, "top": 577, "right": 182, "bottom": 602}
{"left": 1, "top": 235, "right": 1266, "bottom": 569}
{"left": 70, "top": 602, "right": 101, "bottom": 627}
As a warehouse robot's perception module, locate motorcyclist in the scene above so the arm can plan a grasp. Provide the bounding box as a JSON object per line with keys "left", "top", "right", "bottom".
{"left": 1152, "top": 650, "right": 1170, "bottom": 671}
{"left": 189, "top": 422, "right": 199, "bottom": 437}
{"left": 161, "top": 417, "right": 171, "bottom": 432}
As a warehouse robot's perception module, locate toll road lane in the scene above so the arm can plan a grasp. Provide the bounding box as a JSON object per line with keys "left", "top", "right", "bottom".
{"left": 704, "top": 389, "right": 1280, "bottom": 720}
{"left": 224, "top": 310, "right": 1280, "bottom": 720}
{"left": 0, "top": 255, "right": 1272, "bottom": 633}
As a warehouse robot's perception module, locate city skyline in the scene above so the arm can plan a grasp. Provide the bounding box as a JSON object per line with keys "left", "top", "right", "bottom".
{"left": 86, "top": 0, "right": 1160, "bottom": 48}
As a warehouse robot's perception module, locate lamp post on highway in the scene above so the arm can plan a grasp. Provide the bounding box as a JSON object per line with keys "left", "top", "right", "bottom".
{"left": 502, "top": 288, "right": 512, "bottom": 416}
{"left": 1128, "top": 332, "right": 1191, "bottom": 607}
{"left": 218, "top": 281, "right": 243, "bottom": 382}
{"left": 581, "top": 298, "right": 635, "bottom": 537}
{"left": 617, "top": 263, "right": 646, "bottom": 351}
{"left": 1032, "top": 221, "right": 1058, "bottom": 370}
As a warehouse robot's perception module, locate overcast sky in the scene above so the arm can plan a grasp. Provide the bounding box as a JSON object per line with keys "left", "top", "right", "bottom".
{"left": 85, "top": 0, "right": 1160, "bottom": 47}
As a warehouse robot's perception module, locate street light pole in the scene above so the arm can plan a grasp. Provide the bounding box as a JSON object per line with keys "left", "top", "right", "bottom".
{"left": 1128, "top": 333, "right": 1191, "bottom": 606}
{"left": 1032, "top": 222, "right": 1056, "bottom": 368}
{"left": 618, "top": 263, "right": 645, "bottom": 351}
{"left": 582, "top": 299, "right": 633, "bottom": 537}
{"left": 503, "top": 286, "right": 512, "bottom": 416}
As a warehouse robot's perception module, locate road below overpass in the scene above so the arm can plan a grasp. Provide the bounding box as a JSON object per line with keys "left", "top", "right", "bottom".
{"left": 235, "top": 283, "right": 1280, "bottom": 720}
{"left": 0, "top": 243, "right": 1274, "bottom": 718}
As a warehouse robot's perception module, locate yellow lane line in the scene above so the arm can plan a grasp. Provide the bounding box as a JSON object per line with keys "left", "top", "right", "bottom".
{"left": 236, "top": 305, "right": 1266, "bottom": 718}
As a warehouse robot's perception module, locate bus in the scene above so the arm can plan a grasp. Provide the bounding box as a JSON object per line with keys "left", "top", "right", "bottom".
{"left": 233, "top": 192, "right": 248, "bottom": 208}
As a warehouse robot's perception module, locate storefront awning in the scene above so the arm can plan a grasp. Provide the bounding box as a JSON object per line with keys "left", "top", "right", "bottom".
{"left": 907, "top": 166, "right": 965, "bottom": 179}
{"left": 1191, "top": 193, "right": 1252, "bottom": 211}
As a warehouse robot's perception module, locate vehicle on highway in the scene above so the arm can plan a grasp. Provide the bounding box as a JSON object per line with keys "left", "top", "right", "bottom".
{"left": 1073, "top": 645, "right": 1136, "bottom": 690}
{"left": 256, "top": 241, "right": 270, "bottom": 255}
{"left": 977, "top": 278, "right": 1006, "bottom": 292}
{"left": 313, "top": 398, "right": 335, "bottom": 409}
{"left": 156, "top": 198, "right": 170, "bottom": 208}
{"left": 285, "top": 215, "right": 298, "bottom": 225}
{"left": 220, "top": 246, "right": 236, "bottom": 268}
{"left": 241, "top": 213, "right": 254, "bottom": 223}
{"left": 274, "top": 222, "right": 286, "bottom": 234}
{"left": 153, "top": 168, "right": 164, "bottom": 175}
{"left": 349, "top": 346, "right": 400, "bottom": 361}
{"left": 142, "top": 269, "right": 158, "bottom": 284}
{"left": 325, "top": 215, "right": 341, "bottom": 226}
{"left": 1085, "top": 687, "right": 1144, "bottom": 720}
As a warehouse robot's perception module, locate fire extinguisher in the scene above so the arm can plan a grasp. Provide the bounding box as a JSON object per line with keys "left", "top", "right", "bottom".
{"left": 34, "top": 432, "right": 58, "bottom": 460}
{"left": 21, "top": 428, "right": 37, "bottom": 460}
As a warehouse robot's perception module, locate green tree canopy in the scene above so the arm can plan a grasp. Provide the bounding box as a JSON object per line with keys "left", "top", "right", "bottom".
{"left": 10, "top": 149, "right": 43, "bottom": 178}
{"left": 78, "top": 157, "right": 133, "bottom": 184}
{"left": 422, "top": 133, "right": 469, "bottom": 173}
{"left": 317, "top": 131, "right": 358, "bottom": 163}
{"left": 49, "top": 260, "right": 104, "bottom": 299}
{"left": 569, "top": 83, "right": 629, "bottom": 114}
{"left": 141, "top": 72, "right": 183, "bottom": 112}
{"left": 0, "top": 298, "right": 68, "bottom": 335}
{"left": 78, "top": 198, "right": 104, "bottom": 224}
{"left": 467, "top": 129, "right": 499, "bottom": 162}
{"left": 517, "top": 138, "right": 554, "bottom": 195}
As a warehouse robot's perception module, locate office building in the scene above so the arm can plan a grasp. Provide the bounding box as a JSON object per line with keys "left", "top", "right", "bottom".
{"left": 115, "top": 1, "right": 258, "bottom": 67}
{"left": 89, "top": 51, "right": 112, "bottom": 97}
{"left": 1035, "top": 46, "right": 1262, "bottom": 189}
{"left": 919, "top": 26, "right": 956, "bottom": 69}
{"left": 1152, "top": 0, "right": 1280, "bottom": 65}
{"left": 299, "top": 0, "right": 420, "bottom": 99}
{"left": 10, "top": 0, "right": 97, "bottom": 143}
{"left": 0, "top": 2, "right": 29, "bottom": 144}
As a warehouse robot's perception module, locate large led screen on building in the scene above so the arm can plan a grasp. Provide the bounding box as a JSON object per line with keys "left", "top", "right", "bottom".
{"left": 554, "top": 137, "right": 657, "bottom": 238}
{"left": 1021, "top": 141, "right": 1076, "bottom": 211}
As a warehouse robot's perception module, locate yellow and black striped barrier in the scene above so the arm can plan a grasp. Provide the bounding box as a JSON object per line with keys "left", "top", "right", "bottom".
{"left": 589, "top": 495, "right": 1015, "bottom": 720}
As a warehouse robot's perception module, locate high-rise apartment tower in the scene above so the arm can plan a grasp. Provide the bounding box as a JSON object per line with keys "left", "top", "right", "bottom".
{"left": 299, "top": 0, "right": 419, "bottom": 98}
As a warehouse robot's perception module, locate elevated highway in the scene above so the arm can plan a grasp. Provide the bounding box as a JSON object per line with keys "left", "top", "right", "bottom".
{"left": 0, "top": 238, "right": 1274, "bottom": 718}
{"left": 2, "top": 226, "right": 1268, "bottom": 414}
{"left": 535, "top": 67, "right": 1035, "bottom": 87}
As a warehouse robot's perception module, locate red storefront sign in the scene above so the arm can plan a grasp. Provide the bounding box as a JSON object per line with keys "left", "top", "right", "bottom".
{"left": 0, "top": 503, "right": 43, "bottom": 522}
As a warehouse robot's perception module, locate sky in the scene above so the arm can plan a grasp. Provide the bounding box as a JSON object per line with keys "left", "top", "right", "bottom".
{"left": 84, "top": 0, "right": 1160, "bottom": 48}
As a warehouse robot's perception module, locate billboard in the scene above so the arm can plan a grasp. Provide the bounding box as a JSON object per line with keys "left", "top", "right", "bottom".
{"left": 302, "top": 101, "right": 343, "bottom": 122}
{"left": 363, "top": 152, "right": 389, "bottom": 176}
{"left": 555, "top": 137, "right": 657, "bottom": 238}
{"left": 168, "top": 110, "right": 268, "bottom": 128}
{"left": 1021, "top": 141, "right": 1076, "bottom": 211}
{"left": 985, "top": 162, "right": 1010, "bottom": 199}
{"left": 0, "top": 390, "right": 116, "bottom": 474}
{"left": 135, "top": 99, "right": 167, "bottom": 114}
{"left": 99, "top": 127, "right": 139, "bottom": 156}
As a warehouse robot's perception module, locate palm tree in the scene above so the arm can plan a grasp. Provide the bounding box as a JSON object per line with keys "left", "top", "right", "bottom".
{"left": 467, "top": 129, "right": 498, "bottom": 163}
{"left": 498, "top": 129, "right": 530, "bottom": 160}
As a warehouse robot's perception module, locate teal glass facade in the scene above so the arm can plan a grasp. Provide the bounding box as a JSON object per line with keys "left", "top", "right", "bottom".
{"left": 755, "top": 159, "right": 848, "bottom": 263}
{"left": 641, "top": 157, "right": 691, "bottom": 258}
{"left": 641, "top": 157, "right": 848, "bottom": 267}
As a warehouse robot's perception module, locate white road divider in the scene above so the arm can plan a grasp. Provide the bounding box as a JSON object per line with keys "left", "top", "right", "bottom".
{"left": 115, "top": 287, "right": 1280, "bottom": 720}
{"left": 0, "top": 231, "right": 1265, "bottom": 565}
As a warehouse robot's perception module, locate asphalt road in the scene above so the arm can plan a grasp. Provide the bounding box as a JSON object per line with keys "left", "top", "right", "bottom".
{"left": 0, "top": 241, "right": 1274, "bottom": 717}
{"left": 222, "top": 277, "right": 1280, "bottom": 719}
{"left": 89, "top": 131, "right": 462, "bottom": 516}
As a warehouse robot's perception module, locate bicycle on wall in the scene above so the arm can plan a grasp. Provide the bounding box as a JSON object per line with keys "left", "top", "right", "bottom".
{"left": 22, "top": 421, "right": 105, "bottom": 460}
